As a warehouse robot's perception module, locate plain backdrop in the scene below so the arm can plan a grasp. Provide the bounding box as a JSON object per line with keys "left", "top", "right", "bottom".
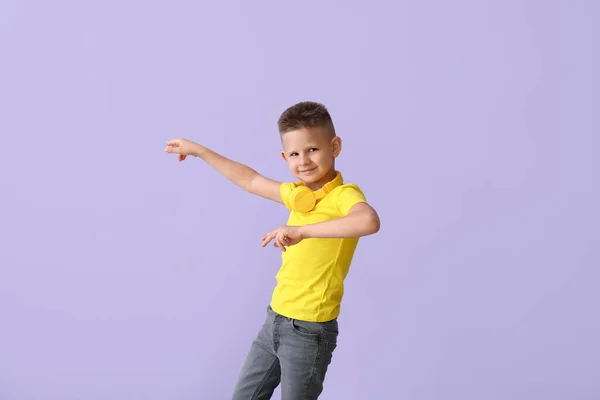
{"left": 1, "top": 1, "right": 598, "bottom": 399}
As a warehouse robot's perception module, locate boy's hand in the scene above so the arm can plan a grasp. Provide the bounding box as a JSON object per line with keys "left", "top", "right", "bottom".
{"left": 261, "top": 226, "right": 305, "bottom": 252}
{"left": 165, "top": 138, "right": 199, "bottom": 162}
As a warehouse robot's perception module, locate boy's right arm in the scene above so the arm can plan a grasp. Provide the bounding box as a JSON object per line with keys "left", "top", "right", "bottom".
{"left": 165, "top": 138, "right": 283, "bottom": 204}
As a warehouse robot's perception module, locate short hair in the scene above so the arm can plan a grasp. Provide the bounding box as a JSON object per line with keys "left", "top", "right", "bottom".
{"left": 277, "top": 101, "right": 336, "bottom": 137}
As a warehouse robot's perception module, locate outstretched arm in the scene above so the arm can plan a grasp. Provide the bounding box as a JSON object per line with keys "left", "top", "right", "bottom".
{"left": 165, "top": 138, "right": 283, "bottom": 204}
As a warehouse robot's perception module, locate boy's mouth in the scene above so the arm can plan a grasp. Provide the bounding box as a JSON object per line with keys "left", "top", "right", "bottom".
{"left": 299, "top": 167, "right": 317, "bottom": 174}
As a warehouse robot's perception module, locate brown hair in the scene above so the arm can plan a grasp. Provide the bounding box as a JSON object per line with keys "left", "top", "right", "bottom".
{"left": 277, "top": 101, "right": 336, "bottom": 137}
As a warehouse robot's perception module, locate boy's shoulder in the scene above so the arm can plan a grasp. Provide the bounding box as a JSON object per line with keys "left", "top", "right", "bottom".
{"left": 330, "top": 183, "right": 367, "bottom": 213}
{"left": 331, "top": 182, "right": 364, "bottom": 194}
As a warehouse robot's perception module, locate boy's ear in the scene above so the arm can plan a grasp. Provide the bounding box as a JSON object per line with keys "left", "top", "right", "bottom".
{"left": 331, "top": 136, "right": 342, "bottom": 158}
{"left": 280, "top": 151, "right": 288, "bottom": 161}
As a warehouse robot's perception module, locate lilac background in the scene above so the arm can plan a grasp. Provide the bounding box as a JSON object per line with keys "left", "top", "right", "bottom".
{"left": 1, "top": 1, "right": 599, "bottom": 399}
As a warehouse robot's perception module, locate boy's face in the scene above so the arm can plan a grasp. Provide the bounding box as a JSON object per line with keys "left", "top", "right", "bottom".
{"left": 280, "top": 127, "right": 341, "bottom": 188}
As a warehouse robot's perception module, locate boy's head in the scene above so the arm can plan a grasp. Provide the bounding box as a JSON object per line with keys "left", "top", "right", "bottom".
{"left": 278, "top": 101, "right": 336, "bottom": 137}
{"left": 278, "top": 101, "right": 342, "bottom": 188}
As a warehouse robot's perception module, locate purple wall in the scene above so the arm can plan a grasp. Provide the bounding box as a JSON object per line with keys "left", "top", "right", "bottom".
{"left": 1, "top": 1, "right": 598, "bottom": 399}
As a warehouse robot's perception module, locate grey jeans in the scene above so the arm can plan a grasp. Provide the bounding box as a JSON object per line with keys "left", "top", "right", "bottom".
{"left": 232, "top": 305, "right": 339, "bottom": 399}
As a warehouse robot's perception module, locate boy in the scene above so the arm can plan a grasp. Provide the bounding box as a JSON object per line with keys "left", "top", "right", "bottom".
{"left": 165, "top": 101, "right": 380, "bottom": 399}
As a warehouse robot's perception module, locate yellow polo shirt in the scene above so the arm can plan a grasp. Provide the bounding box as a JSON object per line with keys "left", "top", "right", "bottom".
{"left": 269, "top": 181, "right": 367, "bottom": 322}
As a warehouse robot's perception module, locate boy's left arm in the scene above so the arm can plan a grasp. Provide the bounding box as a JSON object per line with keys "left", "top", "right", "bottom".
{"left": 261, "top": 203, "right": 380, "bottom": 251}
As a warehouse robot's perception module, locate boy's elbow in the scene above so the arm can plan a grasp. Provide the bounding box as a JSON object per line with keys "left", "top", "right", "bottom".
{"left": 366, "top": 212, "right": 380, "bottom": 235}
{"left": 349, "top": 203, "right": 380, "bottom": 235}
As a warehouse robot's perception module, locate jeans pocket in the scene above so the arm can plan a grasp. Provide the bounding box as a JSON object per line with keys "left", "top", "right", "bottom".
{"left": 289, "top": 319, "right": 321, "bottom": 338}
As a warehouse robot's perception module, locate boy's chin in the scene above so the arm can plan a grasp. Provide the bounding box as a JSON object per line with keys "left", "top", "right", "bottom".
{"left": 298, "top": 172, "right": 329, "bottom": 185}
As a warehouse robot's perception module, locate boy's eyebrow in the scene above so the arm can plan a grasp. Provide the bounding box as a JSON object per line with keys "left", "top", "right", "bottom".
{"left": 284, "top": 144, "right": 319, "bottom": 154}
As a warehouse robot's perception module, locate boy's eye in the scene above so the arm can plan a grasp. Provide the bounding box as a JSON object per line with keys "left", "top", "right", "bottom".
{"left": 309, "top": 148, "right": 318, "bottom": 152}
{"left": 290, "top": 153, "right": 298, "bottom": 157}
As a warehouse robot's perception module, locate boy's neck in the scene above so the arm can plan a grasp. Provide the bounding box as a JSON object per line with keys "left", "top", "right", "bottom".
{"left": 304, "top": 168, "right": 338, "bottom": 191}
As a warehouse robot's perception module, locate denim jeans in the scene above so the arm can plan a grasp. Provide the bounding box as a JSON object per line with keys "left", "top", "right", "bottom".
{"left": 232, "top": 305, "right": 339, "bottom": 399}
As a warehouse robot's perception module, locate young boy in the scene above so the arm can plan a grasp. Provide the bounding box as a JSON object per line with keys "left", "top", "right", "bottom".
{"left": 165, "top": 101, "right": 380, "bottom": 399}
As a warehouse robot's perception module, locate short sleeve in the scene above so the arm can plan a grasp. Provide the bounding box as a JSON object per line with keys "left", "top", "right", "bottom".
{"left": 336, "top": 184, "right": 367, "bottom": 215}
{"left": 280, "top": 182, "right": 294, "bottom": 210}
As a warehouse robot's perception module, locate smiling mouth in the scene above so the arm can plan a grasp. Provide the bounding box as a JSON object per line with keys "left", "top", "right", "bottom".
{"left": 299, "top": 167, "right": 317, "bottom": 173}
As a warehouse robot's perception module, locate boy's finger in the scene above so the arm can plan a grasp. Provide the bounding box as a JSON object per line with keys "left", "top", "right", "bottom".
{"left": 261, "top": 234, "right": 273, "bottom": 247}
{"left": 262, "top": 230, "right": 276, "bottom": 241}
{"left": 276, "top": 238, "right": 286, "bottom": 251}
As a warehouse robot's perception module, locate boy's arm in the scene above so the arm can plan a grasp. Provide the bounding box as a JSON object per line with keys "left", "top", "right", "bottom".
{"left": 300, "top": 202, "right": 380, "bottom": 239}
{"left": 165, "top": 138, "right": 283, "bottom": 204}
{"left": 261, "top": 202, "right": 380, "bottom": 251}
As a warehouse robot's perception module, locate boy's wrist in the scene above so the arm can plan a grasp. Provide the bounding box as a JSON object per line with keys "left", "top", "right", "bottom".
{"left": 299, "top": 225, "right": 312, "bottom": 239}
{"left": 191, "top": 143, "right": 207, "bottom": 158}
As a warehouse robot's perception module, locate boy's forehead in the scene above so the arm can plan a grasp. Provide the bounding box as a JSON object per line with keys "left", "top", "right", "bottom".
{"left": 281, "top": 127, "right": 329, "bottom": 148}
